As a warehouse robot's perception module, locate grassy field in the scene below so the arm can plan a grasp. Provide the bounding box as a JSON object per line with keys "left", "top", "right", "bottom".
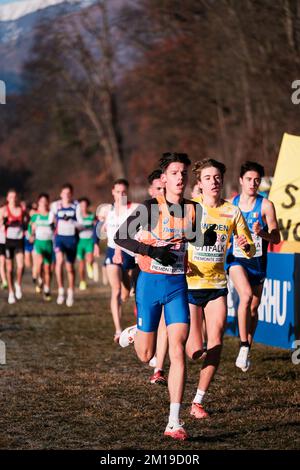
{"left": 0, "top": 272, "right": 299, "bottom": 450}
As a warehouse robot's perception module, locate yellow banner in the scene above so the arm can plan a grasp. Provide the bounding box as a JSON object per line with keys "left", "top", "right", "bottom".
{"left": 269, "top": 133, "right": 300, "bottom": 251}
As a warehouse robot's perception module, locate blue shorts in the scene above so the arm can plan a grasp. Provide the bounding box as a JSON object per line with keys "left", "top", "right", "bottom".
{"left": 54, "top": 235, "right": 77, "bottom": 264}
{"left": 104, "top": 247, "right": 136, "bottom": 271}
{"left": 24, "top": 238, "right": 34, "bottom": 253}
{"left": 136, "top": 272, "right": 190, "bottom": 333}
{"left": 227, "top": 261, "right": 266, "bottom": 286}
{"left": 188, "top": 288, "right": 228, "bottom": 308}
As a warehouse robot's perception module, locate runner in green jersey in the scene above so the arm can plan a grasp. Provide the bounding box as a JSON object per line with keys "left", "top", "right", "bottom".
{"left": 28, "top": 193, "right": 54, "bottom": 301}
{"left": 76, "top": 198, "right": 96, "bottom": 290}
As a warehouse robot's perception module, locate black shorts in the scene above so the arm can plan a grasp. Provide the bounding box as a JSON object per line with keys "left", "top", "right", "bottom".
{"left": 188, "top": 288, "right": 228, "bottom": 309}
{"left": 5, "top": 239, "right": 24, "bottom": 260}
{"left": 0, "top": 243, "right": 5, "bottom": 256}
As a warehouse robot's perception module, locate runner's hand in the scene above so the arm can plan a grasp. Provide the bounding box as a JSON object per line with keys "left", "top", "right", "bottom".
{"left": 203, "top": 224, "right": 217, "bottom": 246}
{"left": 148, "top": 245, "right": 178, "bottom": 266}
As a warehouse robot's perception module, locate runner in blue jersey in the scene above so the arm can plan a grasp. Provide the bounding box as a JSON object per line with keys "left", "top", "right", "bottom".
{"left": 226, "top": 162, "right": 280, "bottom": 371}
{"left": 51, "top": 183, "right": 82, "bottom": 307}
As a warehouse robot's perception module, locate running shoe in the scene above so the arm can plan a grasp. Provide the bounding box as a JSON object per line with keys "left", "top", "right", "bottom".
{"left": 86, "top": 263, "right": 94, "bottom": 280}
{"left": 57, "top": 288, "right": 65, "bottom": 305}
{"left": 8, "top": 292, "right": 16, "bottom": 304}
{"left": 66, "top": 289, "right": 74, "bottom": 307}
{"left": 79, "top": 280, "right": 87, "bottom": 291}
{"left": 43, "top": 292, "right": 52, "bottom": 302}
{"left": 14, "top": 283, "right": 22, "bottom": 300}
{"left": 164, "top": 420, "right": 188, "bottom": 441}
{"left": 119, "top": 324, "right": 137, "bottom": 348}
{"left": 150, "top": 370, "right": 167, "bottom": 386}
{"left": 190, "top": 403, "right": 209, "bottom": 419}
{"left": 235, "top": 346, "right": 250, "bottom": 372}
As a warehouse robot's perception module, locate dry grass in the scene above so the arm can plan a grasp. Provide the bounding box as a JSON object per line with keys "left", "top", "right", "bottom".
{"left": 0, "top": 273, "right": 299, "bottom": 450}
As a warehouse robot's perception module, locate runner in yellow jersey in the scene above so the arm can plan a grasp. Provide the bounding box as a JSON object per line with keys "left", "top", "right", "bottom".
{"left": 186, "top": 158, "right": 256, "bottom": 419}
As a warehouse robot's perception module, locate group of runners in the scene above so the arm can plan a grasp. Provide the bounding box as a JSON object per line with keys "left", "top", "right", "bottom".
{"left": 0, "top": 183, "right": 98, "bottom": 307}
{"left": 0, "top": 153, "right": 280, "bottom": 442}
{"left": 111, "top": 153, "right": 280, "bottom": 441}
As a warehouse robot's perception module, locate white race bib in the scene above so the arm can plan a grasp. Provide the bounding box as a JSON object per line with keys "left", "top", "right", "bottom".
{"left": 7, "top": 226, "right": 23, "bottom": 240}
{"left": 150, "top": 242, "right": 185, "bottom": 274}
{"left": 57, "top": 220, "right": 76, "bottom": 236}
{"left": 233, "top": 234, "right": 262, "bottom": 258}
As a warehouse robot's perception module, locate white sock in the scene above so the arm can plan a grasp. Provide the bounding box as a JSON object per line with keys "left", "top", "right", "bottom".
{"left": 169, "top": 403, "right": 181, "bottom": 424}
{"left": 44, "top": 285, "right": 50, "bottom": 294}
{"left": 154, "top": 368, "right": 163, "bottom": 374}
{"left": 67, "top": 288, "right": 74, "bottom": 296}
{"left": 193, "top": 389, "right": 206, "bottom": 405}
{"left": 58, "top": 287, "right": 64, "bottom": 295}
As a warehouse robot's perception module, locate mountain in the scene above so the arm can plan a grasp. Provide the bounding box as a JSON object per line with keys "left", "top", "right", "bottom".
{"left": 0, "top": 0, "right": 96, "bottom": 94}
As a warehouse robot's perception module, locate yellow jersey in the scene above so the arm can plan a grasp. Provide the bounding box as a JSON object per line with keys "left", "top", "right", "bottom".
{"left": 187, "top": 198, "right": 255, "bottom": 289}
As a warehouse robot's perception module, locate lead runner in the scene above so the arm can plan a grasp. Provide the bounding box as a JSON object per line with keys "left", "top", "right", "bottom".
{"left": 114, "top": 152, "right": 216, "bottom": 440}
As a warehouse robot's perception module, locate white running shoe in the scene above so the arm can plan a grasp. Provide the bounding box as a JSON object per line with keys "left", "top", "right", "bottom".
{"left": 149, "top": 356, "right": 157, "bottom": 368}
{"left": 235, "top": 346, "right": 250, "bottom": 372}
{"left": 119, "top": 324, "right": 137, "bottom": 348}
{"left": 8, "top": 292, "right": 16, "bottom": 304}
{"left": 57, "top": 288, "right": 65, "bottom": 305}
{"left": 14, "top": 283, "right": 22, "bottom": 300}
{"left": 164, "top": 420, "right": 188, "bottom": 441}
{"left": 66, "top": 289, "right": 74, "bottom": 307}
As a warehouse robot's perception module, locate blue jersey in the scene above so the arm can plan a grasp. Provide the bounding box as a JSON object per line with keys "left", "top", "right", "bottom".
{"left": 226, "top": 195, "right": 268, "bottom": 276}
{"left": 51, "top": 200, "right": 81, "bottom": 237}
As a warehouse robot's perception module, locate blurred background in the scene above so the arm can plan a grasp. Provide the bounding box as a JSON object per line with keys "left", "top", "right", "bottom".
{"left": 1, "top": 0, "right": 300, "bottom": 203}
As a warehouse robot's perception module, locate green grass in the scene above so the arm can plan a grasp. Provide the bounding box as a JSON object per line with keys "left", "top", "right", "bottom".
{"left": 0, "top": 273, "right": 299, "bottom": 450}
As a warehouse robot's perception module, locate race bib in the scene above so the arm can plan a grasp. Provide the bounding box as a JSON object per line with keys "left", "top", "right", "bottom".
{"left": 57, "top": 220, "right": 76, "bottom": 236}
{"left": 192, "top": 236, "right": 227, "bottom": 264}
{"left": 79, "top": 229, "right": 93, "bottom": 239}
{"left": 150, "top": 242, "right": 186, "bottom": 274}
{"left": 36, "top": 226, "right": 53, "bottom": 241}
{"left": 7, "top": 226, "right": 23, "bottom": 240}
{"left": 233, "top": 234, "right": 262, "bottom": 258}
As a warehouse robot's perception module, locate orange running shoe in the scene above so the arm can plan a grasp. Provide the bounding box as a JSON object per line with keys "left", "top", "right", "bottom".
{"left": 164, "top": 421, "right": 188, "bottom": 441}
{"left": 190, "top": 402, "right": 209, "bottom": 419}
{"left": 150, "top": 369, "right": 167, "bottom": 386}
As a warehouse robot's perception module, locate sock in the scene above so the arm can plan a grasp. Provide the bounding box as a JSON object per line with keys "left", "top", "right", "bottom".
{"left": 58, "top": 287, "right": 64, "bottom": 295}
{"left": 193, "top": 389, "right": 206, "bottom": 405}
{"left": 154, "top": 368, "right": 163, "bottom": 374}
{"left": 67, "top": 288, "right": 74, "bottom": 296}
{"left": 169, "top": 403, "right": 181, "bottom": 424}
{"left": 240, "top": 341, "right": 250, "bottom": 348}
{"left": 44, "top": 285, "right": 50, "bottom": 294}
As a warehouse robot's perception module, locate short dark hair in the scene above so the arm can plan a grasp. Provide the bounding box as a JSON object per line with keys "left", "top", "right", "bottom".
{"left": 159, "top": 152, "right": 191, "bottom": 172}
{"left": 38, "top": 193, "right": 49, "bottom": 201}
{"left": 147, "top": 169, "right": 162, "bottom": 185}
{"left": 79, "top": 197, "right": 91, "bottom": 206}
{"left": 113, "top": 178, "right": 129, "bottom": 188}
{"left": 61, "top": 183, "right": 73, "bottom": 193}
{"left": 240, "top": 161, "right": 265, "bottom": 178}
{"left": 7, "top": 188, "right": 17, "bottom": 195}
{"left": 193, "top": 158, "right": 226, "bottom": 180}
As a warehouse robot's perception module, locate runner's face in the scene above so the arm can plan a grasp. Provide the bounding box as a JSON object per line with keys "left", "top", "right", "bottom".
{"left": 162, "top": 162, "right": 188, "bottom": 197}
{"left": 198, "top": 166, "right": 223, "bottom": 197}
{"left": 148, "top": 178, "right": 165, "bottom": 197}
{"left": 7, "top": 191, "right": 18, "bottom": 205}
{"left": 112, "top": 184, "right": 128, "bottom": 205}
{"left": 38, "top": 197, "right": 49, "bottom": 212}
{"left": 80, "top": 200, "right": 88, "bottom": 213}
{"left": 240, "top": 171, "right": 261, "bottom": 197}
{"left": 60, "top": 188, "right": 72, "bottom": 204}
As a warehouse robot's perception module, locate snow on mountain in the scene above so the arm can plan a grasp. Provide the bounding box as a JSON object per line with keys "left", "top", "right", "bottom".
{"left": 0, "top": 0, "right": 90, "bottom": 22}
